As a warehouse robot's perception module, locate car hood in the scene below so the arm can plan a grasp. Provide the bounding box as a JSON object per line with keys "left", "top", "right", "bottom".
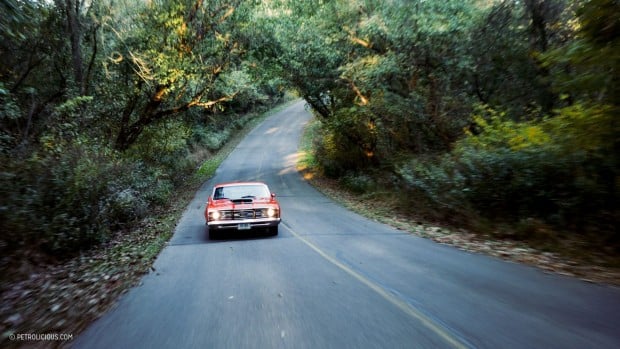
{"left": 210, "top": 198, "right": 276, "bottom": 209}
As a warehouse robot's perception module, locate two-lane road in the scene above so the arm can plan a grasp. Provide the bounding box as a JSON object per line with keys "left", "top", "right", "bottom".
{"left": 74, "top": 101, "right": 620, "bottom": 349}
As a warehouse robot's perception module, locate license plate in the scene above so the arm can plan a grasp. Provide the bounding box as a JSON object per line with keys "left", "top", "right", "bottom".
{"left": 237, "top": 223, "right": 251, "bottom": 230}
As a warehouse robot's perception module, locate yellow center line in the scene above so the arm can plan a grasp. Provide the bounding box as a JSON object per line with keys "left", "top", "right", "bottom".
{"left": 282, "top": 222, "right": 471, "bottom": 349}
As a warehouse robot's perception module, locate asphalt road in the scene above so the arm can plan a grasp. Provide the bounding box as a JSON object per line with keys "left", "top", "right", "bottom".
{"left": 74, "top": 100, "right": 620, "bottom": 349}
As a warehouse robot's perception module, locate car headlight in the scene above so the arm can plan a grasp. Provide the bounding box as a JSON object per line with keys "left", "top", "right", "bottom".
{"left": 211, "top": 210, "right": 221, "bottom": 220}
{"left": 267, "top": 207, "right": 276, "bottom": 217}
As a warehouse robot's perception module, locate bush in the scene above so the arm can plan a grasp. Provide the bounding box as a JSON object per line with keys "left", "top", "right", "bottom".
{"left": 0, "top": 148, "right": 113, "bottom": 254}
{"left": 103, "top": 189, "right": 148, "bottom": 227}
{"left": 0, "top": 144, "right": 178, "bottom": 256}
{"left": 204, "top": 129, "right": 231, "bottom": 151}
{"left": 340, "top": 172, "right": 376, "bottom": 194}
{"left": 314, "top": 107, "right": 379, "bottom": 177}
{"left": 395, "top": 103, "right": 618, "bottom": 244}
{"left": 127, "top": 120, "right": 193, "bottom": 176}
{"left": 395, "top": 155, "right": 470, "bottom": 221}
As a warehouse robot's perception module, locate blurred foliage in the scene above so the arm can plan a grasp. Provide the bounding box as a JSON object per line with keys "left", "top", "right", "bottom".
{"left": 0, "top": 0, "right": 284, "bottom": 258}
{"left": 259, "top": 0, "right": 618, "bottom": 245}
{"left": 1, "top": 0, "right": 618, "bottom": 257}
{"left": 255, "top": 0, "right": 483, "bottom": 172}
{"left": 402, "top": 0, "right": 616, "bottom": 245}
{"left": 396, "top": 102, "right": 617, "bottom": 241}
{"left": 541, "top": 0, "right": 619, "bottom": 107}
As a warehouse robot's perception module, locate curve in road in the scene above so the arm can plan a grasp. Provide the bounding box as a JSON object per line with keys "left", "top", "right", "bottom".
{"left": 74, "top": 100, "right": 620, "bottom": 349}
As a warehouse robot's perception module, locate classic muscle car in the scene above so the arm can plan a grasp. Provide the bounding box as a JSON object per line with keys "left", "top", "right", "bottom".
{"left": 205, "top": 182, "right": 280, "bottom": 238}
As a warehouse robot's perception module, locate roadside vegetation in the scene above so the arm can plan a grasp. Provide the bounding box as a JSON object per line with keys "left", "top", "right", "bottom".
{"left": 1, "top": 0, "right": 290, "bottom": 344}
{"left": 0, "top": 0, "right": 618, "bottom": 345}
{"left": 262, "top": 0, "right": 618, "bottom": 272}
{"left": 1, "top": 0, "right": 288, "bottom": 260}
{"left": 299, "top": 117, "right": 620, "bottom": 285}
{"left": 0, "top": 97, "right": 295, "bottom": 347}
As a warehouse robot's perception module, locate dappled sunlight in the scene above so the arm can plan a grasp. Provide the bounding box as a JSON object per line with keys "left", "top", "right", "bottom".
{"left": 351, "top": 239, "right": 388, "bottom": 258}
{"left": 265, "top": 127, "right": 280, "bottom": 135}
{"left": 278, "top": 150, "right": 319, "bottom": 181}
{"left": 278, "top": 151, "right": 303, "bottom": 176}
{"left": 3, "top": 0, "right": 619, "bottom": 346}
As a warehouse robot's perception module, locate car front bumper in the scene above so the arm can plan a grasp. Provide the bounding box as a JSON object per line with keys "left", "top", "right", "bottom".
{"left": 207, "top": 217, "right": 281, "bottom": 230}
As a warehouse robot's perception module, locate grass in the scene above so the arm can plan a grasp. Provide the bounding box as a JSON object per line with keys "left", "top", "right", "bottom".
{"left": 296, "top": 116, "right": 324, "bottom": 183}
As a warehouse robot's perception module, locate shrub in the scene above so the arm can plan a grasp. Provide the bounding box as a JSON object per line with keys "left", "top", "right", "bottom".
{"left": 314, "top": 107, "right": 379, "bottom": 177}
{"left": 395, "top": 155, "right": 469, "bottom": 215}
{"left": 191, "top": 124, "right": 234, "bottom": 152}
{"left": 102, "top": 189, "right": 148, "bottom": 228}
{"left": 204, "top": 129, "right": 231, "bottom": 151}
{"left": 0, "top": 143, "right": 179, "bottom": 256}
{"left": 340, "top": 172, "right": 376, "bottom": 194}
{"left": 395, "top": 103, "right": 618, "bottom": 243}
{"left": 16, "top": 148, "right": 114, "bottom": 254}
{"left": 127, "top": 120, "right": 192, "bottom": 176}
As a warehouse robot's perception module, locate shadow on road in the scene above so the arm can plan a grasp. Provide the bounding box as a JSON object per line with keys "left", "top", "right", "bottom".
{"left": 207, "top": 229, "right": 278, "bottom": 243}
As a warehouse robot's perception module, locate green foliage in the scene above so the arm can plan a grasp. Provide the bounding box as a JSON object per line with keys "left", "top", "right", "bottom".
{"left": 250, "top": 0, "right": 351, "bottom": 117}
{"left": 1, "top": 0, "right": 617, "bottom": 258}
{"left": 125, "top": 119, "right": 193, "bottom": 181}
{"left": 279, "top": 0, "right": 617, "bottom": 247}
{"left": 463, "top": 107, "right": 552, "bottom": 151}
{"left": 197, "top": 156, "right": 222, "bottom": 178}
{"left": 203, "top": 129, "right": 231, "bottom": 151}
{"left": 0, "top": 85, "right": 20, "bottom": 153}
{"left": 577, "top": 0, "right": 620, "bottom": 46}
{"left": 257, "top": 0, "right": 481, "bottom": 174}
{"left": 297, "top": 117, "right": 322, "bottom": 172}
{"left": 0, "top": 144, "right": 179, "bottom": 255}
{"left": 220, "top": 68, "right": 272, "bottom": 113}
{"left": 340, "top": 173, "right": 376, "bottom": 195}
{"left": 314, "top": 106, "right": 378, "bottom": 176}
{"left": 0, "top": 0, "right": 288, "bottom": 258}
{"left": 191, "top": 126, "right": 226, "bottom": 151}
{"left": 541, "top": 0, "right": 619, "bottom": 107}
{"left": 465, "top": 1, "right": 539, "bottom": 115}
{"left": 395, "top": 102, "right": 618, "bottom": 242}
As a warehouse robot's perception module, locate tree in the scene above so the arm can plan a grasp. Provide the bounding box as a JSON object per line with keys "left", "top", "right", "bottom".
{"left": 1, "top": 1, "right": 66, "bottom": 153}
{"left": 465, "top": 0, "right": 572, "bottom": 118}
{"left": 249, "top": 0, "right": 350, "bottom": 119}
{"left": 543, "top": 0, "right": 619, "bottom": 107}
{"left": 55, "top": 0, "right": 85, "bottom": 95}
{"left": 255, "top": 0, "right": 482, "bottom": 173}
{"left": 102, "top": 0, "right": 248, "bottom": 151}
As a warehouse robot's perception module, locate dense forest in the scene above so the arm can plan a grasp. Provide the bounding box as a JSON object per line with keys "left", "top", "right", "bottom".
{"left": 1, "top": 0, "right": 618, "bottom": 261}
{"left": 0, "top": 0, "right": 288, "bottom": 258}
{"left": 257, "top": 0, "right": 618, "bottom": 251}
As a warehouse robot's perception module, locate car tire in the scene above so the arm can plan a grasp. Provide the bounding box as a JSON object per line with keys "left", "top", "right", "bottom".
{"left": 268, "top": 226, "right": 278, "bottom": 236}
{"left": 209, "top": 228, "right": 219, "bottom": 240}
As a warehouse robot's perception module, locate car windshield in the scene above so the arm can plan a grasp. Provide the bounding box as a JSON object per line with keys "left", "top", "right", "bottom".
{"left": 213, "top": 184, "right": 270, "bottom": 200}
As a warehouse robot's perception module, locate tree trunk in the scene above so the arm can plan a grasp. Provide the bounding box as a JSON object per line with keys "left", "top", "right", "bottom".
{"left": 62, "top": 0, "right": 85, "bottom": 95}
{"left": 114, "top": 85, "right": 167, "bottom": 151}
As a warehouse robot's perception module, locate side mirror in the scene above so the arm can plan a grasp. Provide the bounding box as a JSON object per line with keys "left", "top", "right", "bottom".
{"left": 271, "top": 193, "right": 276, "bottom": 198}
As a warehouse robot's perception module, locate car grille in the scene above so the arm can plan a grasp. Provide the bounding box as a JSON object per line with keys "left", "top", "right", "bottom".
{"left": 218, "top": 209, "right": 265, "bottom": 220}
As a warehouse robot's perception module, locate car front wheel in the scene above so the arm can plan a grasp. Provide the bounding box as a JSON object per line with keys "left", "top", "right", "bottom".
{"left": 209, "top": 228, "right": 220, "bottom": 240}
{"left": 267, "top": 226, "right": 278, "bottom": 236}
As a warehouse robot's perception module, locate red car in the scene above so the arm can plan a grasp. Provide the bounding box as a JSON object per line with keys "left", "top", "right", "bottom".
{"left": 205, "top": 182, "right": 281, "bottom": 238}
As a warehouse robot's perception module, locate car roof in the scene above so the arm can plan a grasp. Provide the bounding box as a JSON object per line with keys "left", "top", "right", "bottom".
{"left": 213, "top": 181, "right": 269, "bottom": 188}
